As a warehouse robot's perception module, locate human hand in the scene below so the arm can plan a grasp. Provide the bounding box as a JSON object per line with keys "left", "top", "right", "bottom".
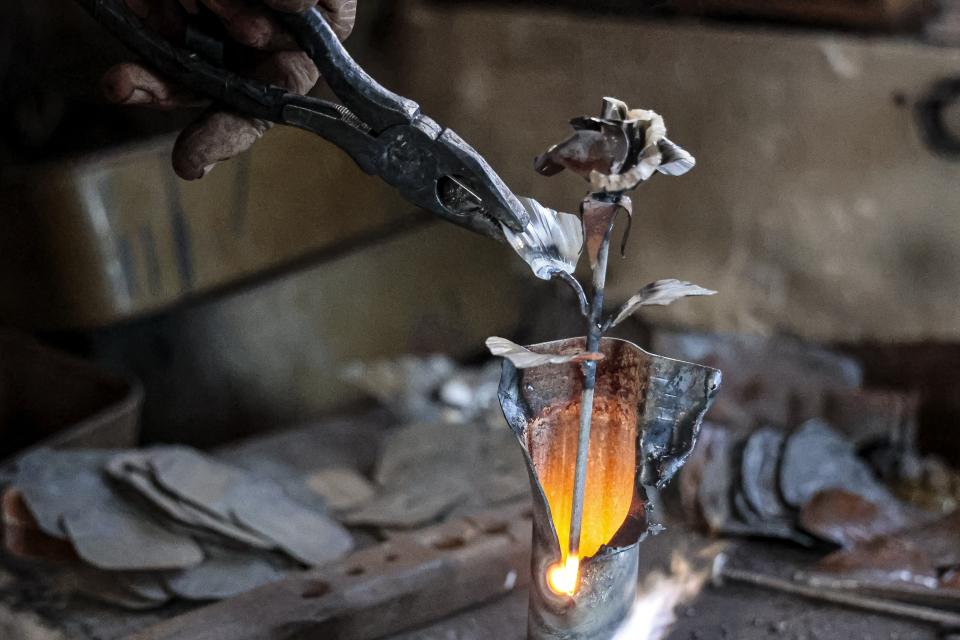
{"left": 101, "top": 0, "right": 357, "bottom": 179}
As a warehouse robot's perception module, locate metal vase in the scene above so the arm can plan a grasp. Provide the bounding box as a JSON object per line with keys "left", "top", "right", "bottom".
{"left": 498, "top": 337, "right": 720, "bottom": 639}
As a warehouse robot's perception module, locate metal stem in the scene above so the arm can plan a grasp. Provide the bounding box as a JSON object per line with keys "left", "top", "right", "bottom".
{"left": 567, "top": 223, "right": 612, "bottom": 564}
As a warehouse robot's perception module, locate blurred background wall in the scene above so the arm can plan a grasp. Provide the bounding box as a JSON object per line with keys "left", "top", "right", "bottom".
{"left": 2, "top": 0, "right": 960, "bottom": 445}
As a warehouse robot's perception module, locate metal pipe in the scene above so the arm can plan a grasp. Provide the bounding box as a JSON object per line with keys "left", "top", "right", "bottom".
{"left": 498, "top": 337, "right": 720, "bottom": 639}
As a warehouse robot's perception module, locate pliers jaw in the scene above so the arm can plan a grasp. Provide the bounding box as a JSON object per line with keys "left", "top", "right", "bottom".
{"left": 76, "top": 0, "right": 530, "bottom": 241}
{"left": 432, "top": 128, "right": 530, "bottom": 237}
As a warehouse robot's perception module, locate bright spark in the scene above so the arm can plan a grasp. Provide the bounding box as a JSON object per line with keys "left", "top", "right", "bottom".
{"left": 547, "top": 555, "right": 580, "bottom": 596}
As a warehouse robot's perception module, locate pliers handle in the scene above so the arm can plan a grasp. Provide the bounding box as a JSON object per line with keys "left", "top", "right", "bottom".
{"left": 74, "top": 0, "right": 529, "bottom": 240}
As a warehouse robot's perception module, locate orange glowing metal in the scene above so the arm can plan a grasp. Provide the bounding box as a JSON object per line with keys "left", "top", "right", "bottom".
{"left": 528, "top": 392, "right": 638, "bottom": 595}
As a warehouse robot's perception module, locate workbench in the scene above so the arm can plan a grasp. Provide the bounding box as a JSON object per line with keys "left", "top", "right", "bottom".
{"left": 0, "top": 412, "right": 940, "bottom": 640}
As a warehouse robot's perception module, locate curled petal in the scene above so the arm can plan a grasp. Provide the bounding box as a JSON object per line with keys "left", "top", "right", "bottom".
{"left": 626, "top": 108, "right": 667, "bottom": 148}
{"left": 657, "top": 139, "right": 696, "bottom": 176}
{"left": 503, "top": 198, "right": 583, "bottom": 280}
{"left": 607, "top": 279, "right": 717, "bottom": 329}
{"left": 534, "top": 127, "right": 629, "bottom": 178}
{"left": 485, "top": 337, "right": 604, "bottom": 369}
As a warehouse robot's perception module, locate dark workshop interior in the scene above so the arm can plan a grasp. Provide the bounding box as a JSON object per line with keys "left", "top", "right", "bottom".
{"left": 3, "top": 1, "right": 960, "bottom": 639}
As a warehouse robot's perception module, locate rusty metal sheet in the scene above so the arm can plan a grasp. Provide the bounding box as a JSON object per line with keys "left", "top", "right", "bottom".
{"left": 815, "top": 537, "right": 939, "bottom": 589}
{"left": 799, "top": 489, "right": 913, "bottom": 548}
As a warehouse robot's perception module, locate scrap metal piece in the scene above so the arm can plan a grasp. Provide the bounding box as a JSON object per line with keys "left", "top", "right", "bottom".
{"left": 691, "top": 427, "right": 811, "bottom": 544}
{"left": 107, "top": 452, "right": 275, "bottom": 549}
{"left": 231, "top": 482, "right": 354, "bottom": 567}
{"left": 138, "top": 446, "right": 354, "bottom": 566}
{"left": 148, "top": 447, "right": 244, "bottom": 518}
{"left": 2, "top": 488, "right": 79, "bottom": 562}
{"left": 815, "top": 537, "right": 939, "bottom": 589}
{"left": 307, "top": 467, "right": 377, "bottom": 512}
{"left": 498, "top": 337, "right": 719, "bottom": 639}
{"left": 779, "top": 419, "right": 893, "bottom": 509}
{"left": 164, "top": 545, "right": 286, "bottom": 601}
{"left": 799, "top": 489, "right": 913, "bottom": 548}
{"left": 696, "top": 428, "right": 741, "bottom": 535}
{"left": 14, "top": 448, "right": 205, "bottom": 571}
{"left": 14, "top": 449, "right": 117, "bottom": 538}
{"left": 62, "top": 502, "right": 204, "bottom": 571}
{"left": 740, "top": 428, "right": 791, "bottom": 520}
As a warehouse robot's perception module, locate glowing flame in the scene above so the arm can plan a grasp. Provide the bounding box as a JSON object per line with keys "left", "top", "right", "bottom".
{"left": 547, "top": 555, "right": 580, "bottom": 596}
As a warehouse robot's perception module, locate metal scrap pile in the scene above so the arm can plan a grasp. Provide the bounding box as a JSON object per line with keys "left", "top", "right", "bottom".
{"left": 1, "top": 447, "right": 354, "bottom": 608}
{"left": 0, "top": 355, "right": 530, "bottom": 612}
{"left": 668, "top": 330, "right": 960, "bottom": 603}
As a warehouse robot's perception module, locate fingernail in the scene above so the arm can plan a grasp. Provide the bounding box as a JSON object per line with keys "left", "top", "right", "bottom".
{"left": 123, "top": 89, "right": 154, "bottom": 105}
{"left": 201, "top": 164, "right": 216, "bottom": 177}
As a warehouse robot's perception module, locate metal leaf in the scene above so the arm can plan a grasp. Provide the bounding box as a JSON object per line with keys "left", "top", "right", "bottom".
{"left": 502, "top": 197, "right": 583, "bottom": 280}
{"left": 608, "top": 279, "right": 717, "bottom": 328}
{"left": 485, "top": 337, "right": 603, "bottom": 369}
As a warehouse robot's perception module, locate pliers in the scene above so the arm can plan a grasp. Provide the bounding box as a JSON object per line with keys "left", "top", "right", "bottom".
{"left": 72, "top": 0, "right": 530, "bottom": 240}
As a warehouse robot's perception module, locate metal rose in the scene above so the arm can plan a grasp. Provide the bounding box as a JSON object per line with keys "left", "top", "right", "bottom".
{"left": 534, "top": 97, "right": 696, "bottom": 194}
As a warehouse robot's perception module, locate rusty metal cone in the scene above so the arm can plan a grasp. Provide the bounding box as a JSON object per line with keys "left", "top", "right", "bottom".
{"left": 497, "top": 337, "right": 720, "bottom": 639}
